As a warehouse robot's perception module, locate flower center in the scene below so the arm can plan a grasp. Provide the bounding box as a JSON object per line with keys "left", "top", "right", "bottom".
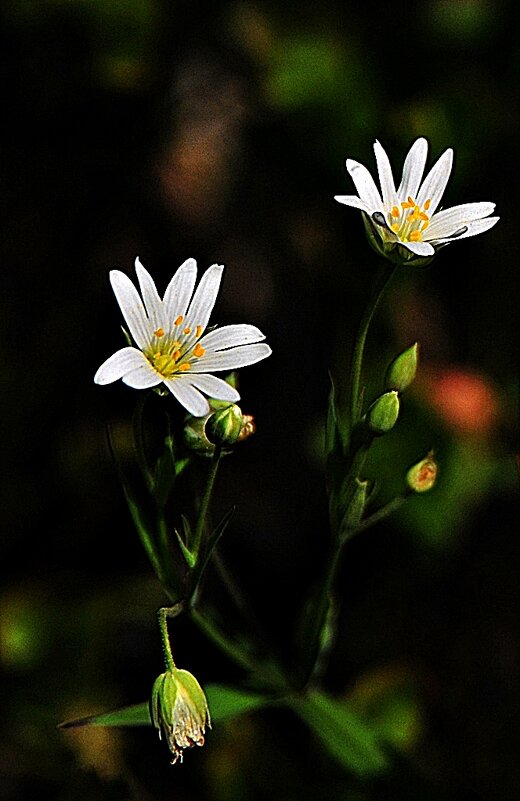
{"left": 147, "top": 322, "right": 205, "bottom": 378}
{"left": 388, "top": 196, "right": 431, "bottom": 243}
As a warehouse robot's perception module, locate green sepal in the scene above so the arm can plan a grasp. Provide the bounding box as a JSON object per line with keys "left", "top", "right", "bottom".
{"left": 290, "top": 690, "right": 389, "bottom": 777}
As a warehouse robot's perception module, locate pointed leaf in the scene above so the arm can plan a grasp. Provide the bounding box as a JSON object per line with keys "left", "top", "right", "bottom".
{"left": 57, "top": 684, "right": 273, "bottom": 730}
{"left": 58, "top": 702, "right": 151, "bottom": 729}
{"left": 291, "top": 690, "right": 389, "bottom": 777}
{"left": 205, "top": 683, "right": 272, "bottom": 720}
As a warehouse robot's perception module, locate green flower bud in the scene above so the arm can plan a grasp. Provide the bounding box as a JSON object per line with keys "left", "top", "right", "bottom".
{"left": 385, "top": 342, "right": 419, "bottom": 393}
{"left": 366, "top": 391, "right": 400, "bottom": 435}
{"left": 150, "top": 668, "right": 211, "bottom": 765}
{"left": 183, "top": 413, "right": 216, "bottom": 456}
{"left": 343, "top": 478, "right": 369, "bottom": 532}
{"left": 206, "top": 404, "right": 244, "bottom": 446}
{"left": 406, "top": 452, "right": 438, "bottom": 493}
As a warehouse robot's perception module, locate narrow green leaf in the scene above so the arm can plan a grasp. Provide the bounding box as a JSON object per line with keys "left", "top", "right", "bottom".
{"left": 175, "top": 527, "right": 196, "bottom": 568}
{"left": 58, "top": 702, "right": 151, "bottom": 729}
{"left": 205, "top": 684, "right": 272, "bottom": 720}
{"left": 290, "top": 690, "right": 389, "bottom": 777}
{"left": 57, "top": 684, "right": 273, "bottom": 730}
{"left": 107, "top": 426, "right": 163, "bottom": 583}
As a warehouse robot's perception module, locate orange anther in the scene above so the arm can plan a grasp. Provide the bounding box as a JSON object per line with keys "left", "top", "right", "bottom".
{"left": 178, "top": 363, "right": 191, "bottom": 371}
{"left": 154, "top": 327, "right": 165, "bottom": 338}
{"left": 184, "top": 327, "right": 192, "bottom": 335}
{"left": 196, "top": 325, "right": 203, "bottom": 338}
{"left": 174, "top": 315, "right": 184, "bottom": 326}
{"left": 194, "top": 344, "right": 205, "bottom": 358}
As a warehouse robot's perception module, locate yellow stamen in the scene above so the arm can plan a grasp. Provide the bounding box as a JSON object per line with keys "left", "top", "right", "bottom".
{"left": 178, "top": 363, "right": 191, "bottom": 371}
{"left": 184, "top": 327, "right": 192, "bottom": 335}
{"left": 391, "top": 206, "right": 400, "bottom": 218}
{"left": 409, "top": 230, "right": 423, "bottom": 242}
{"left": 193, "top": 343, "right": 205, "bottom": 358}
{"left": 391, "top": 222, "right": 400, "bottom": 232}
{"left": 424, "top": 198, "right": 431, "bottom": 210}
{"left": 196, "top": 325, "right": 203, "bottom": 338}
{"left": 154, "top": 327, "right": 165, "bottom": 338}
{"left": 402, "top": 196, "right": 415, "bottom": 209}
{"left": 174, "top": 315, "right": 184, "bottom": 326}
{"left": 173, "top": 349, "right": 181, "bottom": 360}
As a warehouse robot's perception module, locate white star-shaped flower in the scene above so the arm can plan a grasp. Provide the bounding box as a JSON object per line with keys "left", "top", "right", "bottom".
{"left": 94, "top": 258, "right": 272, "bottom": 417}
{"left": 335, "top": 138, "right": 499, "bottom": 263}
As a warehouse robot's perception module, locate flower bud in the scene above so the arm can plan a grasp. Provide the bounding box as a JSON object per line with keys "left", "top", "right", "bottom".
{"left": 183, "top": 413, "right": 216, "bottom": 456}
{"left": 406, "top": 452, "right": 438, "bottom": 493}
{"left": 366, "top": 391, "right": 400, "bottom": 435}
{"left": 385, "top": 343, "right": 419, "bottom": 393}
{"left": 150, "top": 668, "right": 211, "bottom": 765}
{"left": 206, "top": 404, "right": 244, "bottom": 446}
{"left": 343, "top": 478, "right": 369, "bottom": 532}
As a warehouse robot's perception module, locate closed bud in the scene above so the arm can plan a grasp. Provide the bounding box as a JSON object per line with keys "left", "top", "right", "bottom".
{"left": 206, "top": 404, "right": 244, "bottom": 446}
{"left": 343, "top": 478, "right": 369, "bottom": 531}
{"left": 150, "top": 668, "right": 211, "bottom": 765}
{"left": 366, "top": 391, "right": 400, "bottom": 435}
{"left": 406, "top": 452, "right": 438, "bottom": 493}
{"left": 385, "top": 342, "right": 419, "bottom": 393}
{"left": 183, "top": 413, "right": 216, "bottom": 456}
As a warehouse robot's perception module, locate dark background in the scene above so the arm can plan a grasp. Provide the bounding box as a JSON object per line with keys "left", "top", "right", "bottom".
{"left": 1, "top": 1, "right": 518, "bottom": 800}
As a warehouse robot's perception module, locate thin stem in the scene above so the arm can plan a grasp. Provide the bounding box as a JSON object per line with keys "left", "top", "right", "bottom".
{"left": 191, "top": 444, "right": 222, "bottom": 562}
{"left": 190, "top": 608, "right": 256, "bottom": 674}
{"left": 349, "top": 263, "right": 397, "bottom": 427}
{"left": 157, "top": 603, "right": 184, "bottom": 672}
{"left": 132, "top": 391, "right": 154, "bottom": 493}
{"left": 348, "top": 493, "right": 408, "bottom": 537}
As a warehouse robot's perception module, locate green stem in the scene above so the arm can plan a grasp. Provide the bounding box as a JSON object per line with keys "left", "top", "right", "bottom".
{"left": 190, "top": 608, "right": 256, "bottom": 674}
{"left": 157, "top": 602, "right": 185, "bottom": 672}
{"left": 349, "top": 263, "right": 397, "bottom": 427}
{"left": 191, "top": 444, "right": 222, "bottom": 562}
{"left": 132, "top": 392, "right": 153, "bottom": 493}
{"left": 349, "top": 493, "right": 408, "bottom": 537}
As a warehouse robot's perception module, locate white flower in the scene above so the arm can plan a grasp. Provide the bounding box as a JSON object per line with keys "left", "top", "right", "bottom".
{"left": 94, "top": 258, "right": 272, "bottom": 417}
{"left": 335, "top": 137, "right": 499, "bottom": 262}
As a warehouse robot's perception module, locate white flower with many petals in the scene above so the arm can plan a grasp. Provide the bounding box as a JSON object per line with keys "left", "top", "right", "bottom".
{"left": 94, "top": 258, "right": 272, "bottom": 417}
{"left": 335, "top": 137, "right": 499, "bottom": 264}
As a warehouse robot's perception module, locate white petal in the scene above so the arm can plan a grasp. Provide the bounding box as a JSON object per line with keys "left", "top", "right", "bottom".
{"left": 397, "top": 138, "right": 428, "bottom": 200}
{"left": 192, "top": 343, "right": 272, "bottom": 372}
{"left": 121, "top": 362, "right": 162, "bottom": 389}
{"left": 373, "top": 140, "right": 397, "bottom": 209}
{"left": 163, "top": 377, "right": 210, "bottom": 417}
{"left": 346, "top": 159, "right": 383, "bottom": 211}
{"left": 135, "top": 257, "right": 165, "bottom": 331}
{"left": 400, "top": 240, "right": 435, "bottom": 257}
{"left": 199, "top": 324, "right": 265, "bottom": 351}
{"left": 184, "top": 264, "right": 224, "bottom": 332}
{"left": 430, "top": 216, "right": 499, "bottom": 245}
{"left": 109, "top": 270, "right": 151, "bottom": 350}
{"left": 417, "top": 147, "right": 453, "bottom": 214}
{"left": 94, "top": 347, "right": 150, "bottom": 384}
{"left": 163, "top": 258, "right": 198, "bottom": 325}
{"left": 334, "top": 195, "right": 372, "bottom": 213}
{"left": 425, "top": 202, "right": 496, "bottom": 239}
{"left": 187, "top": 373, "right": 241, "bottom": 402}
